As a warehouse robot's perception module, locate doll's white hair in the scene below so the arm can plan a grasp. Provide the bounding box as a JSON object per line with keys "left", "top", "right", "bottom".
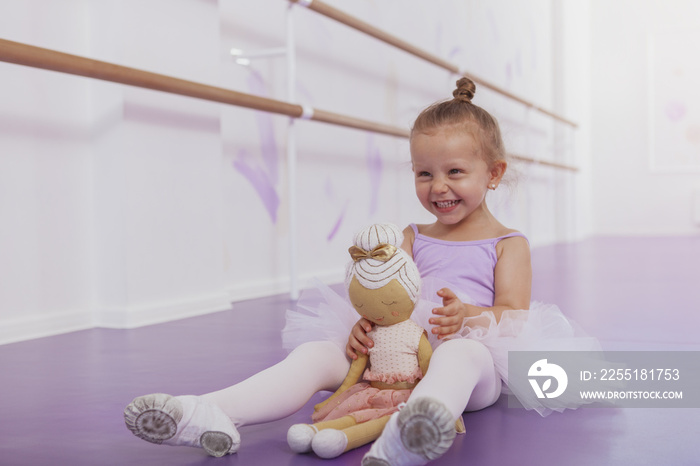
{"left": 345, "top": 223, "right": 421, "bottom": 303}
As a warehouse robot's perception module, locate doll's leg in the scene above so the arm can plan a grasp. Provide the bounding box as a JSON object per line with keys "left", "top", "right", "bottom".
{"left": 314, "top": 415, "right": 358, "bottom": 431}
{"left": 202, "top": 340, "right": 350, "bottom": 426}
{"left": 312, "top": 416, "right": 391, "bottom": 459}
{"left": 341, "top": 416, "right": 391, "bottom": 451}
{"left": 362, "top": 339, "right": 500, "bottom": 466}
{"left": 288, "top": 415, "right": 357, "bottom": 454}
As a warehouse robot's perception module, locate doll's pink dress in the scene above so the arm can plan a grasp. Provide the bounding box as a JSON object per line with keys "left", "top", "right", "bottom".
{"left": 283, "top": 224, "right": 602, "bottom": 416}
{"left": 311, "top": 319, "right": 425, "bottom": 424}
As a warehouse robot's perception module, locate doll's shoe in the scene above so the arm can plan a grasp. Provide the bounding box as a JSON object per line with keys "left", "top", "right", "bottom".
{"left": 287, "top": 423, "right": 318, "bottom": 453}
{"left": 362, "top": 397, "right": 455, "bottom": 466}
{"left": 124, "top": 393, "right": 240, "bottom": 457}
{"left": 311, "top": 429, "right": 348, "bottom": 459}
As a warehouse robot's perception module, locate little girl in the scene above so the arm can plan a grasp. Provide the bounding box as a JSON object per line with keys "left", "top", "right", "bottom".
{"left": 124, "top": 78, "right": 598, "bottom": 464}
{"left": 351, "top": 78, "right": 599, "bottom": 466}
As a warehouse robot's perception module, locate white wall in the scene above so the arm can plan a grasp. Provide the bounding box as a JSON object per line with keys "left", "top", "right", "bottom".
{"left": 88, "top": 1, "right": 229, "bottom": 329}
{"left": 0, "top": 0, "right": 584, "bottom": 344}
{"left": 0, "top": 0, "right": 95, "bottom": 342}
{"left": 590, "top": 0, "right": 700, "bottom": 235}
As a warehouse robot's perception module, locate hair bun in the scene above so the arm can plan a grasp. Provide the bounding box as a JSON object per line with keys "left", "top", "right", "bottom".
{"left": 353, "top": 223, "right": 403, "bottom": 251}
{"left": 453, "top": 77, "right": 476, "bottom": 103}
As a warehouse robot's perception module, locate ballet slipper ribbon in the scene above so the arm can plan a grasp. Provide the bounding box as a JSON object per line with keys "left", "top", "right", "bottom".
{"left": 348, "top": 243, "right": 397, "bottom": 262}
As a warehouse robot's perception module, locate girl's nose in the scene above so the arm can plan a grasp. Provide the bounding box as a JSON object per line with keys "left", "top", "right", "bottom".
{"left": 431, "top": 178, "right": 449, "bottom": 194}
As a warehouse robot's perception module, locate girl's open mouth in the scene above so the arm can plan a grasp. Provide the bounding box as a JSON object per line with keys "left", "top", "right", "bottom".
{"left": 434, "top": 200, "right": 461, "bottom": 212}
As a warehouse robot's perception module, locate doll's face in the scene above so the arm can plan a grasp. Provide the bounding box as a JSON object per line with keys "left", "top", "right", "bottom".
{"left": 348, "top": 277, "right": 415, "bottom": 326}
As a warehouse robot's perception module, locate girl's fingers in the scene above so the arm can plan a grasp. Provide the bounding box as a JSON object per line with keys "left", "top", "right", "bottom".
{"left": 351, "top": 325, "right": 374, "bottom": 348}
{"left": 357, "top": 333, "right": 374, "bottom": 349}
{"left": 432, "top": 323, "right": 461, "bottom": 337}
{"left": 437, "top": 287, "right": 458, "bottom": 300}
{"left": 431, "top": 305, "right": 459, "bottom": 319}
{"left": 345, "top": 342, "right": 358, "bottom": 360}
{"left": 346, "top": 318, "right": 375, "bottom": 359}
{"left": 359, "top": 318, "right": 374, "bottom": 333}
{"left": 430, "top": 320, "right": 460, "bottom": 331}
{"left": 430, "top": 315, "right": 459, "bottom": 326}
{"left": 348, "top": 334, "right": 369, "bottom": 356}
{"left": 429, "top": 310, "right": 462, "bottom": 338}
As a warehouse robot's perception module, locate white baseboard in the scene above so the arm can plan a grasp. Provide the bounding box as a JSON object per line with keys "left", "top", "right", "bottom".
{"left": 0, "top": 293, "right": 233, "bottom": 346}
{"left": 0, "top": 272, "right": 347, "bottom": 346}
{"left": 96, "top": 292, "right": 233, "bottom": 329}
{"left": 0, "top": 310, "right": 94, "bottom": 346}
{"left": 227, "top": 268, "right": 345, "bottom": 302}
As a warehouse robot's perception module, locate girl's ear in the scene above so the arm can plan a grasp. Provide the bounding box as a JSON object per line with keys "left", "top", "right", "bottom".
{"left": 489, "top": 160, "right": 507, "bottom": 186}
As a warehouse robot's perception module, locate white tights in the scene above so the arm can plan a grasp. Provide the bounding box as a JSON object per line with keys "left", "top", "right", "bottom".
{"left": 409, "top": 338, "right": 501, "bottom": 418}
{"left": 201, "top": 338, "right": 501, "bottom": 428}
{"left": 201, "top": 341, "right": 350, "bottom": 427}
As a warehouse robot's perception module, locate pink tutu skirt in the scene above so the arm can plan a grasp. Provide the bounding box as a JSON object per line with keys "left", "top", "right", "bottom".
{"left": 282, "top": 278, "right": 602, "bottom": 417}
{"left": 312, "top": 383, "right": 412, "bottom": 424}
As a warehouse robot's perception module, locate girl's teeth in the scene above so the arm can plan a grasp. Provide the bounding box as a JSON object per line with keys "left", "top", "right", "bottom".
{"left": 436, "top": 200, "right": 459, "bottom": 208}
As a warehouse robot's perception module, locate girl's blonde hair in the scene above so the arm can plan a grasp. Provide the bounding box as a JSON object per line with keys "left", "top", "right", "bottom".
{"left": 411, "top": 77, "right": 506, "bottom": 168}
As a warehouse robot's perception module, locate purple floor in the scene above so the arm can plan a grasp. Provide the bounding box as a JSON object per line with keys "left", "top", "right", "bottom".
{"left": 1, "top": 236, "right": 699, "bottom": 465}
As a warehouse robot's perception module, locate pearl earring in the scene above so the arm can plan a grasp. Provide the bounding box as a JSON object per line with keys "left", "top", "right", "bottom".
{"left": 490, "top": 184, "right": 496, "bottom": 189}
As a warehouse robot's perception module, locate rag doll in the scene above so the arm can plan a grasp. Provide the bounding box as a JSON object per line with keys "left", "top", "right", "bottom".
{"left": 286, "top": 223, "right": 435, "bottom": 459}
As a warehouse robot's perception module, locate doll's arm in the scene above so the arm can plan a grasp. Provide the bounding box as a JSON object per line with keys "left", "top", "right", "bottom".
{"left": 417, "top": 333, "right": 433, "bottom": 377}
{"left": 314, "top": 352, "right": 368, "bottom": 412}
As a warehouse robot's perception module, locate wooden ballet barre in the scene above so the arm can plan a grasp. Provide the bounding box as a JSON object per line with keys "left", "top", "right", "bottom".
{"left": 0, "top": 39, "right": 577, "bottom": 171}
{"left": 510, "top": 154, "right": 578, "bottom": 172}
{"left": 0, "top": 38, "right": 408, "bottom": 139}
{"left": 289, "top": 0, "right": 578, "bottom": 128}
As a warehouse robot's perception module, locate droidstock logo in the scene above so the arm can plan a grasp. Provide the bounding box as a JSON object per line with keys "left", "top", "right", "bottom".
{"left": 528, "top": 359, "right": 568, "bottom": 399}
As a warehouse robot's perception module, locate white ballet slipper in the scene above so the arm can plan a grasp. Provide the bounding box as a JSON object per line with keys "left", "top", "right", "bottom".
{"left": 124, "top": 393, "right": 240, "bottom": 457}
{"left": 124, "top": 393, "right": 182, "bottom": 444}
{"left": 287, "top": 423, "right": 318, "bottom": 453}
{"left": 362, "top": 412, "right": 424, "bottom": 466}
{"left": 362, "top": 397, "right": 456, "bottom": 466}
{"left": 311, "top": 429, "right": 348, "bottom": 459}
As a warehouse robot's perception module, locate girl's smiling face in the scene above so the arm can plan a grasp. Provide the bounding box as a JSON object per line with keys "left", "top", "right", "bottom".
{"left": 348, "top": 277, "right": 414, "bottom": 326}
{"left": 410, "top": 128, "right": 504, "bottom": 226}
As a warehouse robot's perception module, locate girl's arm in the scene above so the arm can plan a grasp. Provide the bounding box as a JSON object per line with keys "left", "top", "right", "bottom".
{"left": 401, "top": 225, "right": 415, "bottom": 259}
{"left": 430, "top": 236, "right": 532, "bottom": 339}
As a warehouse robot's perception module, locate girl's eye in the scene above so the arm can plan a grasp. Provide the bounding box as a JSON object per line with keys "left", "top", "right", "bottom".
{"left": 449, "top": 168, "right": 462, "bottom": 175}
{"left": 417, "top": 171, "right": 431, "bottom": 177}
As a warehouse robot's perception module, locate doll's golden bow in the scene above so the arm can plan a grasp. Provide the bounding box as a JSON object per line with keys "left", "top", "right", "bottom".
{"left": 348, "top": 243, "right": 397, "bottom": 262}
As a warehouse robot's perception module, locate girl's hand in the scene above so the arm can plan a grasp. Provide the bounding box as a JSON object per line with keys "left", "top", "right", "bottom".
{"left": 430, "top": 288, "right": 469, "bottom": 339}
{"left": 346, "top": 318, "right": 375, "bottom": 359}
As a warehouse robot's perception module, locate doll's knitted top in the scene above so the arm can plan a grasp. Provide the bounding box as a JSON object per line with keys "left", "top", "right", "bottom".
{"left": 363, "top": 319, "right": 425, "bottom": 384}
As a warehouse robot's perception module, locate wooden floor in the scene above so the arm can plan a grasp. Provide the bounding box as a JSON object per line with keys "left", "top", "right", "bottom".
{"left": 1, "top": 236, "right": 698, "bottom": 465}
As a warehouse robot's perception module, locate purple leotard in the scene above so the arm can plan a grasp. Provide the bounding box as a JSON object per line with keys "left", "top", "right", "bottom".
{"left": 410, "top": 224, "right": 527, "bottom": 308}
